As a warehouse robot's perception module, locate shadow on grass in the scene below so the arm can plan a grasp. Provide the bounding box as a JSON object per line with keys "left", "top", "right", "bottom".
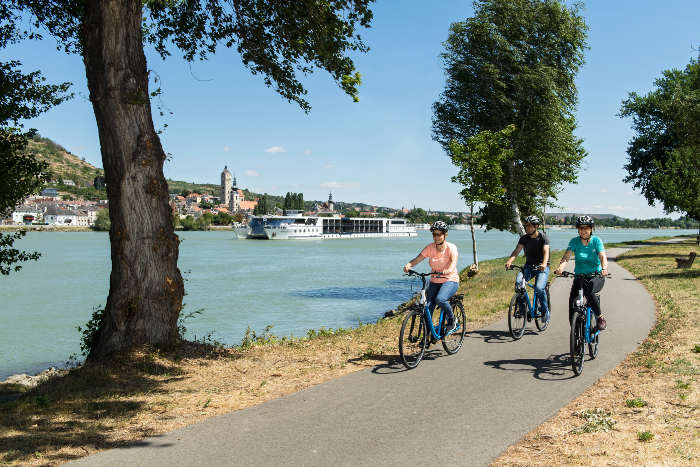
{"left": 483, "top": 353, "right": 576, "bottom": 381}
{"left": 0, "top": 342, "right": 224, "bottom": 465}
{"left": 644, "top": 269, "right": 700, "bottom": 280}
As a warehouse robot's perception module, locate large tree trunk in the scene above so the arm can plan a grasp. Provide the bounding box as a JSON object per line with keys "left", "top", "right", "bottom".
{"left": 82, "top": 0, "right": 184, "bottom": 360}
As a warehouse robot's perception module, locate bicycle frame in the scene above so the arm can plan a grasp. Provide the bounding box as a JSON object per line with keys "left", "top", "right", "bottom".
{"left": 408, "top": 272, "right": 456, "bottom": 340}
{"left": 512, "top": 265, "right": 548, "bottom": 319}
{"left": 574, "top": 288, "right": 600, "bottom": 343}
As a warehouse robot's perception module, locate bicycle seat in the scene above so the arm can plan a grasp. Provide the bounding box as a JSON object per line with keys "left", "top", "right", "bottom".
{"left": 449, "top": 294, "right": 464, "bottom": 305}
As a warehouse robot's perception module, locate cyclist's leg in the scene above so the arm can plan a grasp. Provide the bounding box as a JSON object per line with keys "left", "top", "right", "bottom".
{"left": 585, "top": 276, "right": 606, "bottom": 330}
{"left": 435, "top": 281, "right": 458, "bottom": 325}
{"left": 568, "top": 278, "right": 580, "bottom": 323}
{"left": 583, "top": 277, "right": 604, "bottom": 317}
{"left": 534, "top": 267, "right": 550, "bottom": 316}
{"left": 425, "top": 281, "right": 440, "bottom": 321}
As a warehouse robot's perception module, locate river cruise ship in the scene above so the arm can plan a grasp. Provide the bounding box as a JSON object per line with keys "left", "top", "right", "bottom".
{"left": 235, "top": 212, "right": 417, "bottom": 240}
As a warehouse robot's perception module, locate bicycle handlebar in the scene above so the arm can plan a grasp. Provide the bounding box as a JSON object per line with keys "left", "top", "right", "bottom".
{"left": 557, "top": 271, "right": 611, "bottom": 278}
{"left": 405, "top": 269, "right": 446, "bottom": 278}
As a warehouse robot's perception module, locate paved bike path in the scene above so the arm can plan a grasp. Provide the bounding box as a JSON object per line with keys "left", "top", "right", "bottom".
{"left": 71, "top": 248, "right": 655, "bottom": 466}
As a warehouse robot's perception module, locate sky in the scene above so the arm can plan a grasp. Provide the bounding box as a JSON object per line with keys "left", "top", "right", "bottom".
{"left": 5, "top": 1, "right": 699, "bottom": 218}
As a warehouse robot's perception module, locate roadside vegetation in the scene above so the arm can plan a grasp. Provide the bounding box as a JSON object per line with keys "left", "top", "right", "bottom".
{"left": 0, "top": 252, "right": 563, "bottom": 466}
{"left": 493, "top": 237, "right": 698, "bottom": 466}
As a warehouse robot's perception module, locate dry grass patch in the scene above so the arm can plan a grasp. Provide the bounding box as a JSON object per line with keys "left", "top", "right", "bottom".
{"left": 492, "top": 238, "right": 699, "bottom": 466}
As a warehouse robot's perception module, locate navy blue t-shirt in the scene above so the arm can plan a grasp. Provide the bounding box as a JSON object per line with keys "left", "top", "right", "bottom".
{"left": 517, "top": 232, "right": 550, "bottom": 266}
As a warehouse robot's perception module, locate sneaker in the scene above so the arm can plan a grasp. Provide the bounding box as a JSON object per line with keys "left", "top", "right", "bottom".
{"left": 446, "top": 317, "right": 457, "bottom": 334}
{"left": 596, "top": 316, "right": 607, "bottom": 331}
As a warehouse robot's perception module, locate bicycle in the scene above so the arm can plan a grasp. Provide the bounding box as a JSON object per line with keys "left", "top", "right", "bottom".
{"left": 398, "top": 270, "right": 466, "bottom": 369}
{"left": 558, "top": 271, "right": 610, "bottom": 376}
{"left": 506, "top": 265, "right": 551, "bottom": 340}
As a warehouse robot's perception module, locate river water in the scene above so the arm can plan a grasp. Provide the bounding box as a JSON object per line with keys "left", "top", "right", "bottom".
{"left": 0, "top": 227, "right": 694, "bottom": 379}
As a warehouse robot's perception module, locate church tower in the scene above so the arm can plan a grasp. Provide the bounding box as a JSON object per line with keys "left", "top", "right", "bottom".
{"left": 327, "top": 192, "right": 334, "bottom": 212}
{"left": 221, "top": 166, "right": 232, "bottom": 205}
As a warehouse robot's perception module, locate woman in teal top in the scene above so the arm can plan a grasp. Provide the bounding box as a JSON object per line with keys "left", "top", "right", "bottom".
{"left": 554, "top": 215, "right": 609, "bottom": 331}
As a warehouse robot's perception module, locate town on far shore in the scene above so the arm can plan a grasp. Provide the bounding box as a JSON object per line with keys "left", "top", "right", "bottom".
{"left": 3, "top": 165, "right": 472, "bottom": 231}
{"left": 4, "top": 163, "right": 697, "bottom": 231}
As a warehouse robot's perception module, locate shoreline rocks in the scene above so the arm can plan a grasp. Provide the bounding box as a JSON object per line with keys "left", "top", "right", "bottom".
{"left": 1, "top": 367, "right": 68, "bottom": 390}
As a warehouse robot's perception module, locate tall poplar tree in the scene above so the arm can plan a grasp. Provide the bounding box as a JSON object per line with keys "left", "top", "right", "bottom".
{"left": 432, "top": 0, "right": 587, "bottom": 234}
{"left": 5, "top": 0, "right": 374, "bottom": 359}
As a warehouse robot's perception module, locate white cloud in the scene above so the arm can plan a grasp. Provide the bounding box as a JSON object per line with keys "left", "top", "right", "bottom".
{"left": 304, "top": 148, "right": 312, "bottom": 155}
{"left": 265, "top": 146, "right": 287, "bottom": 153}
{"left": 320, "top": 181, "right": 359, "bottom": 189}
{"left": 607, "top": 205, "right": 625, "bottom": 210}
{"left": 323, "top": 163, "right": 335, "bottom": 169}
{"left": 223, "top": 145, "right": 230, "bottom": 152}
{"left": 600, "top": 188, "right": 608, "bottom": 193}
{"left": 245, "top": 170, "right": 259, "bottom": 177}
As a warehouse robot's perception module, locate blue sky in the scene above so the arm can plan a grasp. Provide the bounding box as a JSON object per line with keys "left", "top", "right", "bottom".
{"left": 6, "top": 1, "right": 699, "bottom": 218}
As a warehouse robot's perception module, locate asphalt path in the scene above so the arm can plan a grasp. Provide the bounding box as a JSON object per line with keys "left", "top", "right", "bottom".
{"left": 70, "top": 247, "right": 655, "bottom": 466}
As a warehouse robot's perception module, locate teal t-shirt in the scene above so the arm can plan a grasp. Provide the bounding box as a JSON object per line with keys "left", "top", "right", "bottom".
{"left": 567, "top": 235, "right": 605, "bottom": 275}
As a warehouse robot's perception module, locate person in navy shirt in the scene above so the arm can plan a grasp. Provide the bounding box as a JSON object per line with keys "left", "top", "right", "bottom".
{"left": 505, "top": 215, "right": 551, "bottom": 321}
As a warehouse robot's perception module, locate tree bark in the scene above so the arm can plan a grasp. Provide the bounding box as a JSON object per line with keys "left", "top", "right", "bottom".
{"left": 82, "top": 0, "right": 184, "bottom": 359}
{"left": 508, "top": 161, "right": 525, "bottom": 235}
{"left": 469, "top": 203, "right": 478, "bottom": 269}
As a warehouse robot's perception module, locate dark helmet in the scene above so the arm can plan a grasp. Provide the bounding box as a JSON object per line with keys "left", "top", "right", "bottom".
{"left": 430, "top": 220, "right": 448, "bottom": 233}
{"left": 575, "top": 215, "right": 594, "bottom": 227}
{"left": 524, "top": 215, "right": 540, "bottom": 225}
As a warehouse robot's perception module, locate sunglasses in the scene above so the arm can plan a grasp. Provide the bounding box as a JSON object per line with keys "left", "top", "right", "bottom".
{"left": 432, "top": 232, "right": 445, "bottom": 236}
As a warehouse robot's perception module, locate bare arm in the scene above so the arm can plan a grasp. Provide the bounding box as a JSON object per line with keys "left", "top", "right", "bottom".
{"left": 540, "top": 244, "right": 550, "bottom": 271}
{"left": 554, "top": 249, "right": 573, "bottom": 275}
{"left": 599, "top": 250, "right": 609, "bottom": 275}
{"left": 403, "top": 254, "right": 425, "bottom": 273}
{"left": 504, "top": 244, "right": 524, "bottom": 270}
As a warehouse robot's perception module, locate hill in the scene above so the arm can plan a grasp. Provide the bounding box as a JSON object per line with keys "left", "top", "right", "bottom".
{"left": 24, "top": 135, "right": 104, "bottom": 187}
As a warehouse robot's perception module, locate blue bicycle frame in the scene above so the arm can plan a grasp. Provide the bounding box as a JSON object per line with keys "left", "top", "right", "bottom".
{"left": 513, "top": 266, "right": 548, "bottom": 320}
{"left": 575, "top": 288, "right": 600, "bottom": 343}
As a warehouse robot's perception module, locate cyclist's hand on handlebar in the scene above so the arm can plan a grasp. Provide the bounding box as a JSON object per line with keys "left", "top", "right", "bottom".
{"left": 504, "top": 262, "right": 512, "bottom": 271}
{"left": 554, "top": 267, "right": 564, "bottom": 276}
{"left": 403, "top": 263, "right": 411, "bottom": 273}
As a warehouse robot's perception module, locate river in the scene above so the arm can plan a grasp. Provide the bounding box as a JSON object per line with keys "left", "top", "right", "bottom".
{"left": 0, "top": 227, "right": 694, "bottom": 379}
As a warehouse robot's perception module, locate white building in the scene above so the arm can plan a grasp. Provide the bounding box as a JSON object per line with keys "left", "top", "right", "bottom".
{"left": 221, "top": 166, "right": 232, "bottom": 206}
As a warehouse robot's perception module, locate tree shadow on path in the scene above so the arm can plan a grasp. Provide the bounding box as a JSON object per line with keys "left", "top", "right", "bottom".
{"left": 483, "top": 353, "right": 576, "bottom": 381}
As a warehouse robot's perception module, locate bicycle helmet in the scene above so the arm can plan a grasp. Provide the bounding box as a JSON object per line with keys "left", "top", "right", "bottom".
{"left": 523, "top": 215, "right": 540, "bottom": 225}
{"left": 430, "top": 220, "right": 448, "bottom": 233}
{"left": 575, "top": 215, "right": 594, "bottom": 227}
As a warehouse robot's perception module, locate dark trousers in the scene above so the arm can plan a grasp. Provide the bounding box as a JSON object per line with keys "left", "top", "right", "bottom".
{"left": 568, "top": 276, "right": 605, "bottom": 321}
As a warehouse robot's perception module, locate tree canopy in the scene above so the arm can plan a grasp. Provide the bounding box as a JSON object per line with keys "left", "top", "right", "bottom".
{"left": 432, "top": 0, "right": 588, "bottom": 233}
{"left": 1, "top": 7, "right": 72, "bottom": 274}
{"left": 3, "top": 0, "right": 375, "bottom": 358}
{"left": 619, "top": 55, "right": 700, "bottom": 220}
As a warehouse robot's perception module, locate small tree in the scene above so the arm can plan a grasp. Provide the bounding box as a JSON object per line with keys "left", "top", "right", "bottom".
{"left": 92, "top": 208, "right": 111, "bottom": 232}
{"left": 449, "top": 125, "right": 513, "bottom": 270}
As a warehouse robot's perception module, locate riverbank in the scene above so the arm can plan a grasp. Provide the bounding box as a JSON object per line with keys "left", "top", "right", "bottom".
{"left": 0, "top": 225, "right": 92, "bottom": 232}
{"left": 1, "top": 238, "right": 696, "bottom": 465}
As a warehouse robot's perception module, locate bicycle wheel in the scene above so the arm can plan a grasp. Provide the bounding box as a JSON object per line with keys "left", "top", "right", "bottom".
{"left": 535, "top": 285, "right": 551, "bottom": 332}
{"left": 570, "top": 311, "right": 585, "bottom": 376}
{"left": 442, "top": 301, "right": 466, "bottom": 355}
{"left": 508, "top": 293, "right": 526, "bottom": 340}
{"left": 588, "top": 313, "right": 599, "bottom": 359}
{"left": 399, "top": 308, "right": 427, "bottom": 369}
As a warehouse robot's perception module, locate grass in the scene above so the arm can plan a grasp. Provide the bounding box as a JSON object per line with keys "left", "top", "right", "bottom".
{"left": 492, "top": 236, "right": 699, "bottom": 466}
{"left": 1, "top": 238, "right": 696, "bottom": 466}
{"left": 3, "top": 252, "right": 542, "bottom": 466}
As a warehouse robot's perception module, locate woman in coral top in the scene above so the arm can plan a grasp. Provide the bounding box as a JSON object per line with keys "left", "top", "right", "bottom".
{"left": 403, "top": 221, "right": 460, "bottom": 332}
